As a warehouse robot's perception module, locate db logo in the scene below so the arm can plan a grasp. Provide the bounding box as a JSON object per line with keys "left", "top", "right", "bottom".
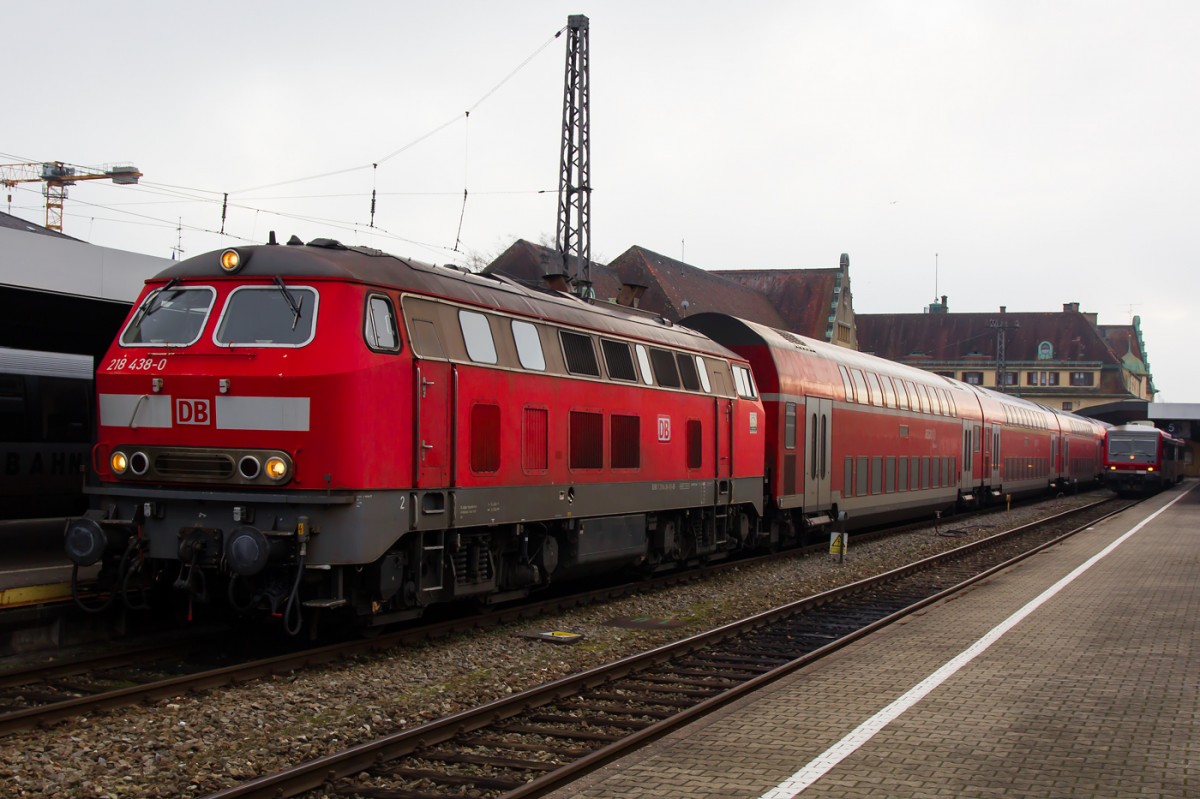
{"left": 657, "top": 415, "right": 671, "bottom": 442}
{"left": 176, "top": 399, "right": 212, "bottom": 426}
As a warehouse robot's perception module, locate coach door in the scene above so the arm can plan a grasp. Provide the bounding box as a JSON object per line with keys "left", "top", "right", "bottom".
{"left": 990, "top": 424, "right": 1001, "bottom": 482}
{"left": 804, "top": 397, "right": 832, "bottom": 510}
{"left": 961, "top": 421, "right": 974, "bottom": 493}
{"left": 414, "top": 359, "right": 452, "bottom": 488}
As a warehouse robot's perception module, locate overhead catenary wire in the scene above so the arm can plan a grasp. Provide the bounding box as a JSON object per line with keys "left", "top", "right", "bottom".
{"left": 5, "top": 23, "right": 568, "bottom": 256}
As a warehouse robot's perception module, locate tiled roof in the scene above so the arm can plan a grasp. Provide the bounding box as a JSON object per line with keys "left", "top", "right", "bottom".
{"left": 712, "top": 268, "right": 841, "bottom": 340}
{"left": 482, "top": 239, "right": 621, "bottom": 300}
{"left": 608, "top": 246, "right": 788, "bottom": 327}
{"left": 855, "top": 310, "right": 1119, "bottom": 366}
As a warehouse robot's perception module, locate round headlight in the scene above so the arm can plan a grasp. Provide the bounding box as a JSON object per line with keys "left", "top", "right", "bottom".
{"left": 110, "top": 451, "right": 129, "bottom": 475}
{"left": 264, "top": 456, "right": 289, "bottom": 481}
{"left": 219, "top": 248, "right": 249, "bottom": 274}
{"left": 129, "top": 451, "right": 150, "bottom": 476}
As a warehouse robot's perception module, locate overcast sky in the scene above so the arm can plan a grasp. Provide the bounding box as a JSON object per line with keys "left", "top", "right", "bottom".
{"left": 6, "top": 1, "right": 1197, "bottom": 401}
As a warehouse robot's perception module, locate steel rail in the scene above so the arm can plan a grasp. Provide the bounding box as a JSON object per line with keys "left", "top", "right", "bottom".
{"left": 197, "top": 496, "right": 1131, "bottom": 799}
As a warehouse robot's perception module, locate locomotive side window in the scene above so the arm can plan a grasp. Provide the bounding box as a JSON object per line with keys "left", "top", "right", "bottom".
{"left": 732, "top": 365, "right": 757, "bottom": 399}
{"left": 459, "top": 310, "right": 498, "bottom": 364}
{"left": 611, "top": 414, "right": 640, "bottom": 468}
{"left": 512, "top": 321, "right": 546, "bottom": 371}
{"left": 650, "top": 348, "right": 681, "bottom": 388}
{"left": 122, "top": 286, "right": 216, "bottom": 347}
{"left": 695, "top": 357, "right": 712, "bottom": 392}
{"left": 470, "top": 404, "right": 501, "bottom": 473}
{"left": 676, "top": 353, "right": 701, "bottom": 391}
{"left": 784, "top": 403, "right": 797, "bottom": 450}
{"left": 560, "top": 331, "right": 600, "bottom": 376}
{"left": 364, "top": 295, "right": 400, "bottom": 352}
{"left": 601, "top": 339, "right": 636, "bottom": 381}
{"left": 634, "top": 345, "right": 654, "bottom": 386}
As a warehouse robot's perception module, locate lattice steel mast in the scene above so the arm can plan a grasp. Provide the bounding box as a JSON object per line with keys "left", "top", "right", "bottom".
{"left": 555, "top": 14, "right": 592, "bottom": 299}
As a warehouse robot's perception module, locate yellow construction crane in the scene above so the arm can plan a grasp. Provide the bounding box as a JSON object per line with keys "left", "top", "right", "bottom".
{"left": 1, "top": 160, "right": 142, "bottom": 233}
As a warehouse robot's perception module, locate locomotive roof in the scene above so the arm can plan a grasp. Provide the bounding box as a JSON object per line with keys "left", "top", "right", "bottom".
{"left": 153, "top": 240, "right": 741, "bottom": 358}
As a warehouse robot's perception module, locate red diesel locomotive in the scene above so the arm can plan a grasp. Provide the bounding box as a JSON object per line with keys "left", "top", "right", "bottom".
{"left": 1102, "top": 424, "right": 1186, "bottom": 494}
{"left": 65, "top": 239, "right": 1107, "bottom": 632}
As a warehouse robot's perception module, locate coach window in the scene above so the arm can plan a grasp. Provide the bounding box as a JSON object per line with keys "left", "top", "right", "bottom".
{"left": 850, "top": 369, "right": 869, "bottom": 405}
{"left": 459, "top": 310, "right": 497, "bottom": 364}
{"left": 866, "top": 373, "right": 884, "bottom": 406}
{"left": 915, "top": 383, "right": 931, "bottom": 414}
{"left": 122, "top": 286, "right": 216, "bottom": 347}
{"left": 837, "top": 365, "right": 854, "bottom": 401}
{"left": 895, "top": 379, "right": 910, "bottom": 410}
{"left": 676, "top": 353, "right": 701, "bottom": 391}
{"left": 216, "top": 285, "right": 318, "bottom": 347}
{"left": 364, "top": 295, "right": 400, "bottom": 352}
{"left": 634, "top": 344, "right": 654, "bottom": 386}
{"left": 512, "top": 320, "right": 546, "bottom": 371}
{"left": 560, "top": 331, "right": 600, "bottom": 376}
{"left": 880, "top": 376, "right": 897, "bottom": 409}
{"left": 695, "top": 357, "right": 712, "bottom": 392}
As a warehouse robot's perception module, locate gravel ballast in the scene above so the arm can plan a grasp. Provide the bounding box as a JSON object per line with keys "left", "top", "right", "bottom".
{"left": 0, "top": 492, "right": 1108, "bottom": 799}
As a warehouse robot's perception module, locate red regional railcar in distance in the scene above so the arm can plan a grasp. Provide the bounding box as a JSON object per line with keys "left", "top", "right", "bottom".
{"left": 1102, "top": 424, "right": 1186, "bottom": 494}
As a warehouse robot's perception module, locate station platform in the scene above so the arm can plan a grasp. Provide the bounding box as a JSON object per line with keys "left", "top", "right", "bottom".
{"left": 0, "top": 518, "right": 78, "bottom": 607}
{"left": 554, "top": 481, "right": 1199, "bottom": 799}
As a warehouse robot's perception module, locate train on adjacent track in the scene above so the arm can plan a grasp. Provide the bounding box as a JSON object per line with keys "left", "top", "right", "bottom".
{"left": 1, "top": 346, "right": 93, "bottom": 520}
{"left": 64, "top": 238, "right": 1108, "bottom": 633}
{"left": 1101, "top": 424, "right": 1186, "bottom": 495}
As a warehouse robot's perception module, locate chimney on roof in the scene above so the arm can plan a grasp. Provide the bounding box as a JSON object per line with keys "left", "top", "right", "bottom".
{"left": 543, "top": 273, "right": 570, "bottom": 292}
{"left": 840, "top": 253, "right": 849, "bottom": 269}
{"left": 999, "top": 306, "right": 1006, "bottom": 313}
{"left": 616, "top": 282, "right": 647, "bottom": 308}
{"left": 1063, "top": 302, "right": 1080, "bottom": 313}
{"left": 926, "top": 295, "right": 949, "bottom": 314}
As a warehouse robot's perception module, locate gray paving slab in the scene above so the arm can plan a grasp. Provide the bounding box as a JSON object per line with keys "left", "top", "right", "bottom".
{"left": 552, "top": 482, "right": 1200, "bottom": 799}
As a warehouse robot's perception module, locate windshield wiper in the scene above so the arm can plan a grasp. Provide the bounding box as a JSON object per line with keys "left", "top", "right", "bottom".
{"left": 273, "top": 275, "right": 303, "bottom": 330}
{"left": 130, "top": 278, "right": 180, "bottom": 328}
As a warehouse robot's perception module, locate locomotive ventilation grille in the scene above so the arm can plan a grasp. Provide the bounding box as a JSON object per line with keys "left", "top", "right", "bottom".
{"left": 156, "top": 451, "right": 236, "bottom": 479}
{"left": 107, "top": 445, "right": 294, "bottom": 486}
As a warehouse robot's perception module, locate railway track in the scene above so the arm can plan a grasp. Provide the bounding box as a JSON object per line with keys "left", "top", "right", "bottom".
{"left": 194, "top": 496, "right": 1134, "bottom": 799}
{"left": 0, "top": 494, "right": 1109, "bottom": 739}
